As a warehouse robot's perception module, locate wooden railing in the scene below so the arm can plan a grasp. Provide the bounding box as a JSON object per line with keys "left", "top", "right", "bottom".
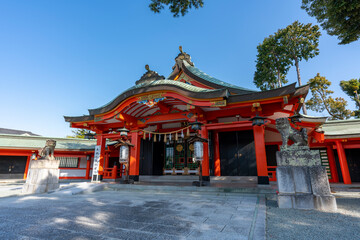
{"left": 268, "top": 166, "right": 277, "bottom": 181}
{"left": 102, "top": 165, "right": 125, "bottom": 180}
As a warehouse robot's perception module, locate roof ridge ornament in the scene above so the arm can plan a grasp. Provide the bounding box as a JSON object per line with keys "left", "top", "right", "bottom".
{"left": 135, "top": 64, "right": 165, "bottom": 85}
{"left": 174, "top": 45, "right": 194, "bottom": 68}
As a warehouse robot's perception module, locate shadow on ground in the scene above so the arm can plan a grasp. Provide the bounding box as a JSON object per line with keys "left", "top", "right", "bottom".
{"left": 0, "top": 189, "right": 261, "bottom": 240}
{"left": 266, "top": 197, "right": 360, "bottom": 240}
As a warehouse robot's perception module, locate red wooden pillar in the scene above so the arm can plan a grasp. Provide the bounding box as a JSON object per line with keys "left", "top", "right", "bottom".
{"left": 23, "top": 155, "right": 31, "bottom": 180}
{"left": 201, "top": 127, "right": 210, "bottom": 182}
{"left": 214, "top": 131, "right": 221, "bottom": 176}
{"left": 253, "top": 124, "right": 269, "bottom": 184}
{"left": 105, "top": 153, "right": 109, "bottom": 169}
{"left": 129, "top": 131, "right": 140, "bottom": 181}
{"left": 96, "top": 135, "right": 106, "bottom": 177}
{"left": 112, "top": 165, "right": 118, "bottom": 180}
{"left": 335, "top": 141, "right": 351, "bottom": 184}
{"left": 85, "top": 155, "right": 91, "bottom": 180}
{"left": 326, "top": 145, "right": 339, "bottom": 183}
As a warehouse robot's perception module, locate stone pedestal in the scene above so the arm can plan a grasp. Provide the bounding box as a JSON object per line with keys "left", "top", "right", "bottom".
{"left": 276, "top": 148, "right": 337, "bottom": 211}
{"left": 22, "top": 159, "right": 60, "bottom": 194}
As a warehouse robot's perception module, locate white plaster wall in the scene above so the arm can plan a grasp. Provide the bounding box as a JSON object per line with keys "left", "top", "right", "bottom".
{"left": 60, "top": 169, "right": 86, "bottom": 177}
{"left": 78, "top": 157, "right": 87, "bottom": 168}
{"left": 264, "top": 129, "right": 282, "bottom": 143}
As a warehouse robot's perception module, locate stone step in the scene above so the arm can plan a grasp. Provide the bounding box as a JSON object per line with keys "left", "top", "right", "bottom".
{"left": 105, "top": 182, "right": 276, "bottom": 195}
{"left": 139, "top": 175, "right": 258, "bottom": 183}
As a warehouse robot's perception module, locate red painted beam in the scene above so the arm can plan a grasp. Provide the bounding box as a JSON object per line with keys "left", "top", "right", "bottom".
{"left": 205, "top": 122, "right": 252, "bottom": 131}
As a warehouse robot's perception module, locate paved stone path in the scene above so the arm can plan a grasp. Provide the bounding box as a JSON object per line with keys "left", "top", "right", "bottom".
{"left": 0, "top": 189, "right": 265, "bottom": 240}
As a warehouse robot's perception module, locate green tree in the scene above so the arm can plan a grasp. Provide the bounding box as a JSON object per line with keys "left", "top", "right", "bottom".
{"left": 279, "top": 21, "right": 321, "bottom": 114}
{"left": 301, "top": 0, "right": 360, "bottom": 45}
{"left": 306, "top": 73, "right": 354, "bottom": 120}
{"left": 67, "top": 129, "right": 96, "bottom": 139}
{"left": 149, "top": 0, "right": 204, "bottom": 17}
{"left": 340, "top": 78, "right": 360, "bottom": 117}
{"left": 254, "top": 33, "right": 291, "bottom": 91}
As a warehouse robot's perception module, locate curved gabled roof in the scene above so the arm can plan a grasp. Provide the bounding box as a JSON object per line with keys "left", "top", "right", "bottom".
{"left": 86, "top": 80, "right": 229, "bottom": 116}
{"left": 181, "top": 61, "right": 256, "bottom": 95}
{"left": 64, "top": 48, "right": 310, "bottom": 124}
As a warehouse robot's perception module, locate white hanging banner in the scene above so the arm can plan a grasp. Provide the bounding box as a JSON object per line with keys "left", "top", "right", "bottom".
{"left": 92, "top": 145, "right": 101, "bottom": 182}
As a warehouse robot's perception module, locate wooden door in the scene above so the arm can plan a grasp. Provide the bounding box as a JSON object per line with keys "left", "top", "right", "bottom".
{"left": 347, "top": 149, "right": 360, "bottom": 182}
{"left": 219, "top": 131, "right": 256, "bottom": 176}
{"left": 139, "top": 139, "right": 153, "bottom": 175}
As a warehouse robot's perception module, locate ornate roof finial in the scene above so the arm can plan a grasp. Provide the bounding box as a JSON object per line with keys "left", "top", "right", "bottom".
{"left": 174, "top": 46, "right": 194, "bottom": 67}
{"left": 135, "top": 65, "right": 165, "bottom": 85}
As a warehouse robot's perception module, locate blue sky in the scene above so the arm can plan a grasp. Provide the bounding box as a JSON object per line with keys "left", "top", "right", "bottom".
{"left": 0, "top": 1, "right": 359, "bottom": 137}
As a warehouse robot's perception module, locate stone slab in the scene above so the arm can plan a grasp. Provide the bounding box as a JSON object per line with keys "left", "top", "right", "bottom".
{"left": 276, "top": 149, "right": 321, "bottom": 166}
{"left": 277, "top": 194, "right": 294, "bottom": 208}
{"left": 292, "top": 167, "right": 312, "bottom": 194}
{"left": 0, "top": 189, "right": 266, "bottom": 240}
{"left": 314, "top": 195, "right": 337, "bottom": 212}
{"left": 22, "top": 159, "right": 60, "bottom": 194}
{"left": 29, "top": 159, "right": 60, "bottom": 169}
{"left": 294, "top": 194, "right": 315, "bottom": 209}
{"left": 309, "top": 166, "right": 332, "bottom": 196}
{"left": 276, "top": 167, "right": 295, "bottom": 194}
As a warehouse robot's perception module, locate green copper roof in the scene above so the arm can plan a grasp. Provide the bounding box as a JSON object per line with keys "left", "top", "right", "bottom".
{"left": 134, "top": 79, "right": 218, "bottom": 92}
{"left": 0, "top": 134, "right": 96, "bottom": 150}
{"left": 323, "top": 119, "right": 360, "bottom": 138}
{"left": 92, "top": 79, "right": 224, "bottom": 111}
{"left": 183, "top": 61, "right": 256, "bottom": 93}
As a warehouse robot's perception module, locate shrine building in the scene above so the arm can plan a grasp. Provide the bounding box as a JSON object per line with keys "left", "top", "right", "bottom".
{"left": 63, "top": 47, "right": 352, "bottom": 185}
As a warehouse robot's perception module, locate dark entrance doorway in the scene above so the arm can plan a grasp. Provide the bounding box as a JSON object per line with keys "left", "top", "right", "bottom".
{"left": 0, "top": 156, "right": 28, "bottom": 179}
{"left": 219, "top": 130, "right": 257, "bottom": 176}
{"left": 335, "top": 149, "right": 360, "bottom": 182}
{"left": 139, "top": 140, "right": 164, "bottom": 175}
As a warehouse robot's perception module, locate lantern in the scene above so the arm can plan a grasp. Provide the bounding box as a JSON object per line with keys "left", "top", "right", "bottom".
{"left": 189, "top": 119, "right": 203, "bottom": 131}
{"left": 193, "top": 141, "right": 204, "bottom": 162}
{"left": 119, "top": 145, "right": 129, "bottom": 163}
{"left": 117, "top": 126, "right": 129, "bottom": 137}
{"left": 187, "top": 134, "right": 208, "bottom": 187}
{"left": 250, "top": 115, "right": 267, "bottom": 126}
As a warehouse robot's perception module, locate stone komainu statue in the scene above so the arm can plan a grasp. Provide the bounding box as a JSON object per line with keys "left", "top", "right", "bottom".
{"left": 39, "top": 139, "right": 56, "bottom": 160}
{"left": 276, "top": 118, "right": 308, "bottom": 149}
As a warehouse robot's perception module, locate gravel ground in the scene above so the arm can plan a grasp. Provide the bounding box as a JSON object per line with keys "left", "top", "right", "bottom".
{"left": 266, "top": 190, "right": 360, "bottom": 240}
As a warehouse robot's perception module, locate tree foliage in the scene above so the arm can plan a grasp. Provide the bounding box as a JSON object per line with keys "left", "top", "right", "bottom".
{"left": 254, "top": 21, "right": 321, "bottom": 115}
{"left": 306, "top": 73, "right": 354, "bottom": 120}
{"left": 279, "top": 21, "right": 321, "bottom": 114}
{"left": 279, "top": 21, "right": 321, "bottom": 86}
{"left": 340, "top": 78, "right": 360, "bottom": 117}
{"left": 254, "top": 33, "right": 291, "bottom": 91}
{"left": 149, "top": 0, "right": 204, "bottom": 17}
{"left": 301, "top": 0, "right": 360, "bottom": 44}
{"left": 67, "top": 129, "right": 96, "bottom": 139}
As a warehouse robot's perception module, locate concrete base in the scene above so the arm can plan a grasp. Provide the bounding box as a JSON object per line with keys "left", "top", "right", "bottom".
{"left": 276, "top": 148, "right": 321, "bottom": 166}
{"left": 314, "top": 195, "right": 337, "bottom": 211}
{"left": 278, "top": 194, "right": 315, "bottom": 209}
{"left": 276, "top": 151, "right": 337, "bottom": 211}
{"left": 22, "top": 159, "right": 60, "bottom": 194}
